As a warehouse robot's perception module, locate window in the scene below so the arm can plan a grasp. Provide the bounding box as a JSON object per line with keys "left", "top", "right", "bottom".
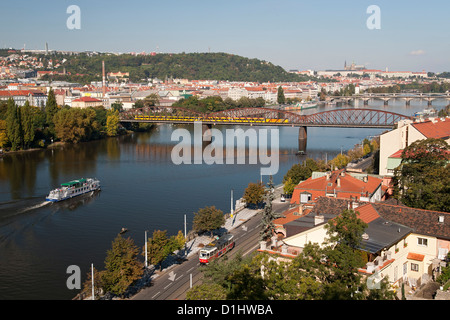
{"left": 417, "top": 238, "right": 428, "bottom": 247}
{"left": 411, "top": 263, "right": 419, "bottom": 272}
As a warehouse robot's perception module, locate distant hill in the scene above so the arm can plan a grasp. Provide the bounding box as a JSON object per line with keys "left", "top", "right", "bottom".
{"left": 37, "top": 52, "right": 311, "bottom": 84}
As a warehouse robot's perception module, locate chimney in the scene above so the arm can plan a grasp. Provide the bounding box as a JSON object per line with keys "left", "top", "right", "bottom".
{"left": 102, "top": 60, "right": 106, "bottom": 98}
{"left": 314, "top": 214, "right": 324, "bottom": 226}
{"left": 337, "top": 177, "right": 341, "bottom": 187}
{"left": 297, "top": 204, "right": 303, "bottom": 216}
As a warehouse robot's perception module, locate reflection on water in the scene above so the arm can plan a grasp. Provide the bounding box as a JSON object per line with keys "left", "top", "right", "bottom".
{"left": 0, "top": 100, "right": 447, "bottom": 299}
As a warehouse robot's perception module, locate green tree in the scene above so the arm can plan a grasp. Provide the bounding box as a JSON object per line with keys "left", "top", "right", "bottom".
{"left": 283, "top": 177, "right": 296, "bottom": 196}
{"left": 242, "top": 182, "right": 265, "bottom": 208}
{"left": 277, "top": 86, "right": 285, "bottom": 104}
{"left": 53, "top": 107, "right": 99, "bottom": 143}
{"left": 0, "top": 119, "right": 8, "bottom": 149}
{"left": 145, "top": 229, "right": 184, "bottom": 270}
{"left": 192, "top": 206, "right": 225, "bottom": 236}
{"left": 392, "top": 138, "right": 450, "bottom": 211}
{"left": 45, "top": 88, "right": 59, "bottom": 134}
{"left": 260, "top": 176, "right": 282, "bottom": 241}
{"left": 283, "top": 158, "right": 320, "bottom": 186}
{"left": 101, "top": 235, "right": 144, "bottom": 296}
{"left": 20, "top": 101, "right": 35, "bottom": 149}
{"left": 6, "top": 98, "right": 22, "bottom": 151}
{"left": 186, "top": 283, "right": 227, "bottom": 300}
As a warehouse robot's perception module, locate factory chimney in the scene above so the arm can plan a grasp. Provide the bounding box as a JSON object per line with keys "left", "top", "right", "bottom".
{"left": 102, "top": 60, "right": 106, "bottom": 98}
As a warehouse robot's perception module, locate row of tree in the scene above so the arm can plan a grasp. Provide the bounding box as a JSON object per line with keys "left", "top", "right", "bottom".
{"left": 171, "top": 95, "right": 266, "bottom": 113}
{"left": 78, "top": 204, "right": 230, "bottom": 298}
{"left": 0, "top": 89, "right": 123, "bottom": 151}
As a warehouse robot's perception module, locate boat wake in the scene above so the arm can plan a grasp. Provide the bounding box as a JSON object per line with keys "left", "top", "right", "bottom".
{"left": 16, "top": 201, "right": 51, "bottom": 214}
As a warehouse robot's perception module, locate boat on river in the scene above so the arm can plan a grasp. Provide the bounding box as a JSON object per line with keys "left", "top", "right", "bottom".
{"left": 46, "top": 178, "right": 101, "bottom": 202}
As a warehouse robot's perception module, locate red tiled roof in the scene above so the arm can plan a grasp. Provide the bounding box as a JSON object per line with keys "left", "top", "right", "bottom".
{"left": 72, "top": 97, "right": 102, "bottom": 102}
{"left": 291, "top": 170, "right": 383, "bottom": 204}
{"left": 389, "top": 149, "right": 403, "bottom": 158}
{"left": 354, "top": 203, "right": 380, "bottom": 224}
{"left": 412, "top": 117, "right": 450, "bottom": 139}
{"left": 407, "top": 252, "right": 425, "bottom": 261}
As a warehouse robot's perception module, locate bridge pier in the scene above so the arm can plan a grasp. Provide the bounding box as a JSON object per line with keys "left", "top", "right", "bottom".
{"left": 202, "top": 124, "right": 212, "bottom": 142}
{"left": 298, "top": 126, "right": 307, "bottom": 152}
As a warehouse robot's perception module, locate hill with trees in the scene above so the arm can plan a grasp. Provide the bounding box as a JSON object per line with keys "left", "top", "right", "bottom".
{"left": 38, "top": 52, "right": 311, "bottom": 84}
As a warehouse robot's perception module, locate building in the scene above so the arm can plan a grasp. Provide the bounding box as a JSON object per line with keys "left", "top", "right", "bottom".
{"left": 379, "top": 117, "right": 450, "bottom": 176}
{"left": 290, "top": 169, "right": 387, "bottom": 205}
{"left": 71, "top": 96, "right": 104, "bottom": 108}
{"left": 260, "top": 196, "right": 450, "bottom": 291}
{"left": 0, "top": 89, "right": 47, "bottom": 107}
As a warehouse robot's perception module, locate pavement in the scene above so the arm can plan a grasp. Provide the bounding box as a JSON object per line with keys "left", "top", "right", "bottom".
{"left": 172, "top": 184, "right": 285, "bottom": 260}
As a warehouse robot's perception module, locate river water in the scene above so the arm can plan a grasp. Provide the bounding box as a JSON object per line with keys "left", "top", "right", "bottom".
{"left": 0, "top": 100, "right": 446, "bottom": 299}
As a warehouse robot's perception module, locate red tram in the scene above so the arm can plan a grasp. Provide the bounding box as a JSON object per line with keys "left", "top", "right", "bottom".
{"left": 199, "top": 234, "right": 235, "bottom": 264}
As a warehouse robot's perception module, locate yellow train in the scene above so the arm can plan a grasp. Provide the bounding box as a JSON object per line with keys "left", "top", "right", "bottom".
{"left": 134, "top": 115, "right": 288, "bottom": 124}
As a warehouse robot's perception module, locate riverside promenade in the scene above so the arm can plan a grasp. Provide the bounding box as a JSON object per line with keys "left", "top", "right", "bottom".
{"left": 181, "top": 184, "right": 284, "bottom": 259}
{"left": 124, "top": 184, "right": 285, "bottom": 300}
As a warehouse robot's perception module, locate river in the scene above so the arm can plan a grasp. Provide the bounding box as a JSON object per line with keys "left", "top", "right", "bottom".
{"left": 0, "top": 99, "right": 446, "bottom": 299}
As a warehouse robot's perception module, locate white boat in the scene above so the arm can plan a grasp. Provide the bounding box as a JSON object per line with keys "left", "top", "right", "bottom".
{"left": 46, "top": 178, "right": 101, "bottom": 202}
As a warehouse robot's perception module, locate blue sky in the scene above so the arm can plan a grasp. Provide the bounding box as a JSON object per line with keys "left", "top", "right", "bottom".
{"left": 1, "top": 0, "right": 449, "bottom": 72}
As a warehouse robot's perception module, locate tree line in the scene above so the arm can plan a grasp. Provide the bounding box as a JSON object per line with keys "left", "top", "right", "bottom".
{"left": 171, "top": 95, "right": 266, "bottom": 113}
{"left": 0, "top": 89, "right": 123, "bottom": 152}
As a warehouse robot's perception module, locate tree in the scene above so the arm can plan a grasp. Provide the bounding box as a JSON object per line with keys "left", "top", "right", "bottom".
{"left": 242, "top": 182, "right": 265, "bottom": 208}
{"left": 392, "top": 138, "right": 450, "bottom": 211}
{"left": 6, "top": 98, "right": 22, "bottom": 151}
{"left": 101, "top": 235, "right": 144, "bottom": 296}
{"left": 260, "top": 176, "right": 282, "bottom": 241}
{"left": 21, "top": 101, "right": 35, "bottom": 149}
{"left": 186, "top": 283, "right": 227, "bottom": 300}
{"left": 277, "top": 86, "right": 285, "bottom": 105}
{"left": 192, "top": 206, "right": 225, "bottom": 236}
{"left": 45, "top": 88, "right": 59, "bottom": 134}
{"left": 0, "top": 119, "right": 8, "bottom": 149}
{"left": 283, "top": 177, "right": 296, "bottom": 196}
{"left": 331, "top": 153, "right": 350, "bottom": 169}
{"left": 106, "top": 109, "right": 120, "bottom": 137}
{"left": 283, "top": 158, "right": 320, "bottom": 186}
{"left": 53, "top": 107, "right": 99, "bottom": 143}
{"left": 145, "top": 229, "right": 184, "bottom": 270}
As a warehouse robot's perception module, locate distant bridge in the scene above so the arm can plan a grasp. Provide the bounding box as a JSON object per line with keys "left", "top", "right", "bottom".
{"left": 328, "top": 92, "right": 450, "bottom": 106}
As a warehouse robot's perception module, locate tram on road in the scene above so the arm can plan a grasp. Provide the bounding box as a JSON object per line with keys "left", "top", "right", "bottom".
{"left": 199, "top": 234, "right": 235, "bottom": 264}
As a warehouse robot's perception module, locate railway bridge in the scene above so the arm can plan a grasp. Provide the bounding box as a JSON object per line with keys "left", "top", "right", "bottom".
{"left": 120, "top": 107, "right": 412, "bottom": 151}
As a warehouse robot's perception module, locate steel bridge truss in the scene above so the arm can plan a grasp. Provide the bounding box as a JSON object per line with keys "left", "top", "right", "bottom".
{"left": 121, "top": 106, "right": 411, "bottom": 128}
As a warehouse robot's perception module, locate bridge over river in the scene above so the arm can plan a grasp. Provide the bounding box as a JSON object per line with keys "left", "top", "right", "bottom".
{"left": 120, "top": 106, "right": 412, "bottom": 151}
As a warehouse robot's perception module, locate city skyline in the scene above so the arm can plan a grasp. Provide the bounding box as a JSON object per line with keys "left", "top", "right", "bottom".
{"left": 1, "top": 0, "right": 449, "bottom": 73}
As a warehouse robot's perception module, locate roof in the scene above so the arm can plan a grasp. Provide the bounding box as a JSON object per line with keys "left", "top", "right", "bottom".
{"left": 388, "top": 149, "right": 403, "bottom": 159}
{"left": 372, "top": 203, "right": 450, "bottom": 241}
{"left": 407, "top": 252, "right": 425, "bottom": 261}
{"left": 72, "top": 96, "right": 102, "bottom": 103}
{"left": 412, "top": 117, "right": 450, "bottom": 140}
{"left": 291, "top": 170, "right": 383, "bottom": 204}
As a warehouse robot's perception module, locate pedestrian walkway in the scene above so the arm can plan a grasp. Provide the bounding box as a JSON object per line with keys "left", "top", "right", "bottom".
{"left": 182, "top": 184, "right": 283, "bottom": 259}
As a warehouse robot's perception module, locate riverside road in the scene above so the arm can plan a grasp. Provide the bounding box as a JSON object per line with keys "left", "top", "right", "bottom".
{"left": 131, "top": 186, "right": 289, "bottom": 300}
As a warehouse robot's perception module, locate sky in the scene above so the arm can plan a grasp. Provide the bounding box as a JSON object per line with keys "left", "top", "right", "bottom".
{"left": 1, "top": 0, "right": 449, "bottom": 73}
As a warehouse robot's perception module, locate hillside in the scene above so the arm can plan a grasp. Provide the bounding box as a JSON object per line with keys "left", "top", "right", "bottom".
{"left": 37, "top": 52, "right": 310, "bottom": 84}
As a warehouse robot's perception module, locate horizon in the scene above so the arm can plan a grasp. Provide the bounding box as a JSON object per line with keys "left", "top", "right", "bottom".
{"left": 2, "top": 0, "right": 449, "bottom": 73}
